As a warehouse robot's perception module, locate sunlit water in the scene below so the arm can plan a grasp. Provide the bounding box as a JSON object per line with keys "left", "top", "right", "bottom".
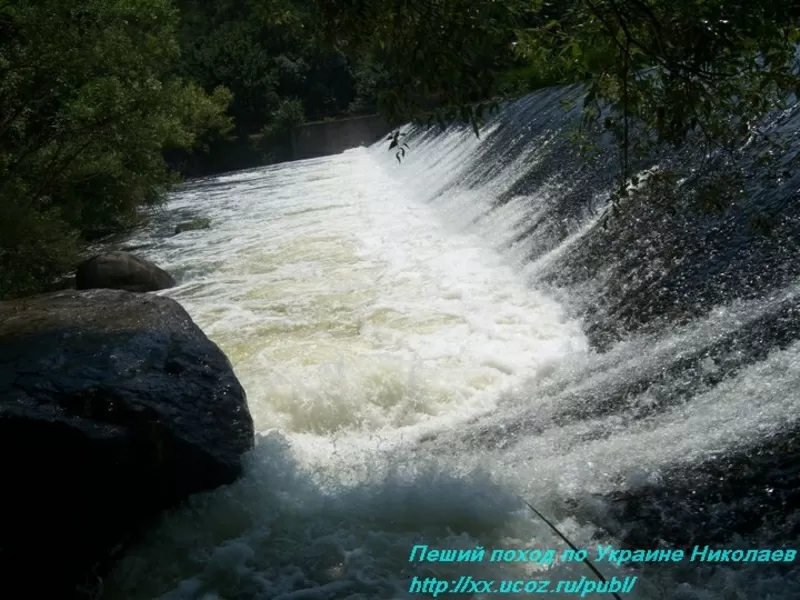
{"left": 104, "top": 120, "right": 800, "bottom": 599}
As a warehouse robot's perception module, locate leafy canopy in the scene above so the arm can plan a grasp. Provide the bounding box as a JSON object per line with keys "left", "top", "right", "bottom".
{"left": 314, "top": 0, "right": 800, "bottom": 188}
{"left": 0, "top": 0, "right": 232, "bottom": 299}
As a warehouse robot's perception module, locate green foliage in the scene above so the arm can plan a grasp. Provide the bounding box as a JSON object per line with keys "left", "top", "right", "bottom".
{"left": 314, "top": 0, "right": 523, "bottom": 129}
{"left": 174, "top": 0, "right": 367, "bottom": 137}
{"left": 258, "top": 97, "right": 305, "bottom": 162}
{"left": 0, "top": 0, "right": 232, "bottom": 299}
{"left": 314, "top": 0, "right": 800, "bottom": 211}
{"left": 0, "top": 199, "right": 81, "bottom": 299}
{"left": 348, "top": 55, "right": 391, "bottom": 114}
{"left": 175, "top": 6, "right": 280, "bottom": 132}
{"left": 265, "top": 97, "right": 306, "bottom": 135}
{"left": 526, "top": 1, "right": 800, "bottom": 194}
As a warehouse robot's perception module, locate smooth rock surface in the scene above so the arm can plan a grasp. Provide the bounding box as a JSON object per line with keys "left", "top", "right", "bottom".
{"left": 75, "top": 251, "right": 176, "bottom": 292}
{"left": 0, "top": 289, "right": 254, "bottom": 598}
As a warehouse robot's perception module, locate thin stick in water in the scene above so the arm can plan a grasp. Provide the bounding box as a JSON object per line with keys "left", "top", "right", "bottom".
{"left": 522, "top": 499, "right": 623, "bottom": 600}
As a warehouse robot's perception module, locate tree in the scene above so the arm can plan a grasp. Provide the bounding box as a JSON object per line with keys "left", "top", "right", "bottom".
{"left": 314, "top": 0, "right": 524, "bottom": 130}
{"left": 313, "top": 0, "right": 800, "bottom": 202}
{"left": 521, "top": 1, "right": 800, "bottom": 196}
{"left": 0, "top": 0, "right": 232, "bottom": 299}
{"left": 171, "top": 0, "right": 367, "bottom": 170}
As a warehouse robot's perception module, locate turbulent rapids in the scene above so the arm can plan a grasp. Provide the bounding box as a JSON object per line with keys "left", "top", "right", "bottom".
{"left": 104, "top": 85, "right": 800, "bottom": 599}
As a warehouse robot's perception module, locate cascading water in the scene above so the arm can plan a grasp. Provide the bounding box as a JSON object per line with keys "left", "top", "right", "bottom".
{"left": 105, "top": 85, "right": 800, "bottom": 599}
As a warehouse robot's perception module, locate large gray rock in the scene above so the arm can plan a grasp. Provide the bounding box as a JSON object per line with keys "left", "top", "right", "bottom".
{"left": 75, "top": 251, "right": 176, "bottom": 292}
{"left": 0, "top": 290, "right": 254, "bottom": 598}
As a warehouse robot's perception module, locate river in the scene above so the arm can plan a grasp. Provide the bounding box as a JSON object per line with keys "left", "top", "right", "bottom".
{"left": 104, "top": 88, "right": 800, "bottom": 599}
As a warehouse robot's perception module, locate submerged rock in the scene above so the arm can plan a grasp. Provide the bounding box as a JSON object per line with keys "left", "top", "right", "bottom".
{"left": 174, "top": 218, "right": 211, "bottom": 234}
{"left": 75, "top": 251, "right": 176, "bottom": 292}
{"left": 119, "top": 242, "right": 154, "bottom": 252}
{"left": 0, "top": 289, "right": 254, "bottom": 598}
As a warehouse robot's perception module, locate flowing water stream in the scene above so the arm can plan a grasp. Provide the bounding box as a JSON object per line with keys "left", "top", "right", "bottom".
{"left": 104, "top": 88, "right": 800, "bottom": 599}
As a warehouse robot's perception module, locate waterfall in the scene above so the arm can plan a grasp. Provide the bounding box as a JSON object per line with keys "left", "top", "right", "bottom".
{"left": 105, "top": 85, "right": 800, "bottom": 599}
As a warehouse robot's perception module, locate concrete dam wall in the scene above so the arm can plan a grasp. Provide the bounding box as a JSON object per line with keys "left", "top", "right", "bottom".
{"left": 291, "top": 114, "right": 391, "bottom": 160}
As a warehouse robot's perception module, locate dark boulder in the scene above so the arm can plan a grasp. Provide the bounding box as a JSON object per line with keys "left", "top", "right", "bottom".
{"left": 174, "top": 218, "right": 211, "bottom": 235}
{"left": 0, "top": 289, "right": 254, "bottom": 598}
{"left": 75, "top": 251, "right": 176, "bottom": 292}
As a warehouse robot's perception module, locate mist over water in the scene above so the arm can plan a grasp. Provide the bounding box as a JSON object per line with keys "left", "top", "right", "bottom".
{"left": 105, "top": 88, "right": 800, "bottom": 599}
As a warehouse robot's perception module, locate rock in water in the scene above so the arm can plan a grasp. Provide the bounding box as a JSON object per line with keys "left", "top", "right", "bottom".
{"left": 174, "top": 218, "right": 211, "bottom": 235}
{"left": 0, "top": 289, "right": 254, "bottom": 598}
{"left": 75, "top": 251, "right": 176, "bottom": 292}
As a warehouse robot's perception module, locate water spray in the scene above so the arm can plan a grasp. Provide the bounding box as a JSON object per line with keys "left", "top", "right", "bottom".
{"left": 522, "top": 499, "right": 623, "bottom": 600}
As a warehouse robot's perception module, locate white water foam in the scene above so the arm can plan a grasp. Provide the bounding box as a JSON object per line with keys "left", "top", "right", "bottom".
{"left": 104, "top": 126, "right": 800, "bottom": 599}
